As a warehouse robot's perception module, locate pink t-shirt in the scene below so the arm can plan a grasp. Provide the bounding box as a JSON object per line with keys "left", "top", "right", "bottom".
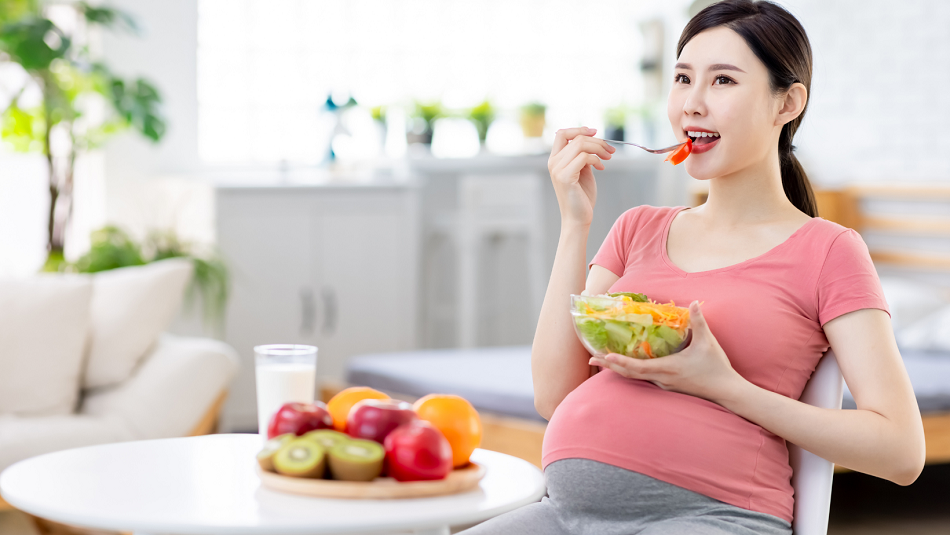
{"left": 541, "top": 205, "right": 889, "bottom": 522}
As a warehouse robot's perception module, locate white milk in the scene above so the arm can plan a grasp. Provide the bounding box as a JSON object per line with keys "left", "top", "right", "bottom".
{"left": 255, "top": 362, "right": 316, "bottom": 436}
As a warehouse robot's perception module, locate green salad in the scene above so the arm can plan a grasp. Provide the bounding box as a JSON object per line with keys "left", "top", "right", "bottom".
{"left": 572, "top": 293, "right": 691, "bottom": 359}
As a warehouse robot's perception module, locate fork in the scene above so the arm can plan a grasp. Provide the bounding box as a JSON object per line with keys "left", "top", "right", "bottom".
{"left": 601, "top": 139, "right": 687, "bottom": 154}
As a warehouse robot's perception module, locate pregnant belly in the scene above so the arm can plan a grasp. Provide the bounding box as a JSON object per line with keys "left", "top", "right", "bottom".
{"left": 541, "top": 369, "right": 791, "bottom": 505}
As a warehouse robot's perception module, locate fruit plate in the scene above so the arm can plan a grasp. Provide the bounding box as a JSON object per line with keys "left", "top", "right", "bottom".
{"left": 256, "top": 462, "right": 486, "bottom": 499}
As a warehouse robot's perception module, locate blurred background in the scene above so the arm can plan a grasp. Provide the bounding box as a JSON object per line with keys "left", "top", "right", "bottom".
{"left": 2, "top": 1, "right": 950, "bottom": 533}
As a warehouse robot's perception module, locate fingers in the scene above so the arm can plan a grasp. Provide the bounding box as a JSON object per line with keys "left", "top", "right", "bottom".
{"left": 689, "top": 301, "right": 709, "bottom": 339}
{"left": 564, "top": 139, "right": 615, "bottom": 163}
{"left": 556, "top": 152, "right": 604, "bottom": 183}
{"left": 551, "top": 128, "right": 616, "bottom": 162}
{"left": 589, "top": 353, "right": 674, "bottom": 381}
{"left": 552, "top": 127, "right": 596, "bottom": 154}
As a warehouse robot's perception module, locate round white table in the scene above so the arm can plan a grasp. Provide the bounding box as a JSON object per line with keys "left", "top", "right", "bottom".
{"left": 0, "top": 434, "right": 546, "bottom": 535}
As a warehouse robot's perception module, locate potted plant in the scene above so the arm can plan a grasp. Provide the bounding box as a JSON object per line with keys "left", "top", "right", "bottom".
{"left": 73, "top": 226, "right": 230, "bottom": 333}
{"left": 407, "top": 100, "right": 443, "bottom": 145}
{"left": 604, "top": 104, "right": 628, "bottom": 141}
{"left": 370, "top": 105, "right": 387, "bottom": 126}
{"left": 520, "top": 102, "right": 546, "bottom": 138}
{"left": 466, "top": 100, "right": 494, "bottom": 144}
{"left": 0, "top": 0, "right": 166, "bottom": 272}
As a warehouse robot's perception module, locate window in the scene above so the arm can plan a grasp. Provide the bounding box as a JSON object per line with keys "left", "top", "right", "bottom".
{"left": 197, "top": 0, "right": 645, "bottom": 164}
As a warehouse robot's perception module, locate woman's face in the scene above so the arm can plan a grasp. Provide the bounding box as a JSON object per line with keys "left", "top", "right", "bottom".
{"left": 667, "top": 26, "right": 784, "bottom": 180}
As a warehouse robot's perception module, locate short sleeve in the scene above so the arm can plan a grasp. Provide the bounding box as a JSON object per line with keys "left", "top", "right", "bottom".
{"left": 589, "top": 208, "right": 641, "bottom": 277}
{"left": 817, "top": 229, "right": 890, "bottom": 326}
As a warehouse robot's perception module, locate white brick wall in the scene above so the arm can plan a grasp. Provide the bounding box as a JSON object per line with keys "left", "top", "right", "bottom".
{"left": 781, "top": 0, "right": 950, "bottom": 185}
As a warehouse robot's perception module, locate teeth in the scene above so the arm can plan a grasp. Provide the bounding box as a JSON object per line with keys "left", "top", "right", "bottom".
{"left": 687, "top": 131, "right": 719, "bottom": 138}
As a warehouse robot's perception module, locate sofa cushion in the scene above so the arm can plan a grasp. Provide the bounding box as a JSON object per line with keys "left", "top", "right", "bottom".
{"left": 81, "top": 334, "right": 240, "bottom": 440}
{"left": 83, "top": 258, "right": 193, "bottom": 389}
{"left": 0, "top": 275, "right": 93, "bottom": 416}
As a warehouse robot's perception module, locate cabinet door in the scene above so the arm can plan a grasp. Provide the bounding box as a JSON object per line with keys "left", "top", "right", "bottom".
{"left": 313, "top": 190, "right": 419, "bottom": 381}
{"left": 217, "top": 191, "right": 318, "bottom": 430}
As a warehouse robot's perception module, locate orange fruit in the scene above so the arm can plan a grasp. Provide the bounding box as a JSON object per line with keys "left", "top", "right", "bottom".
{"left": 327, "top": 387, "right": 390, "bottom": 431}
{"left": 412, "top": 394, "right": 482, "bottom": 468}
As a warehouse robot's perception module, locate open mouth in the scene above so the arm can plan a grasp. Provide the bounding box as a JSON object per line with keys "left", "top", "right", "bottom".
{"left": 686, "top": 130, "right": 720, "bottom": 145}
{"left": 685, "top": 130, "right": 720, "bottom": 154}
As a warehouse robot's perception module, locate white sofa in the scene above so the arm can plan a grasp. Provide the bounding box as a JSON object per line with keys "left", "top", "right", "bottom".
{"left": 0, "top": 333, "right": 240, "bottom": 474}
{"left": 0, "top": 259, "right": 241, "bottom": 481}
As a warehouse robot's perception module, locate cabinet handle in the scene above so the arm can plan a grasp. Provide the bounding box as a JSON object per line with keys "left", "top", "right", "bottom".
{"left": 300, "top": 287, "right": 316, "bottom": 335}
{"left": 321, "top": 286, "right": 337, "bottom": 335}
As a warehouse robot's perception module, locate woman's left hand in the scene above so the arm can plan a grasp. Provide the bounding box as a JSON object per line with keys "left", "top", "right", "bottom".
{"left": 588, "top": 301, "right": 746, "bottom": 403}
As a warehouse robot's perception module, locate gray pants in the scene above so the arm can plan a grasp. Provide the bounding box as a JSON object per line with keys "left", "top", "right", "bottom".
{"left": 458, "top": 459, "right": 792, "bottom": 535}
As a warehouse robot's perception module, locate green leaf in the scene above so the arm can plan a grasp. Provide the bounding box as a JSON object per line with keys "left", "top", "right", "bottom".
{"left": 0, "top": 102, "right": 45, "bottom": 152}
{"left": 575, "top": 317, "right": 609, "bottom": 352}
{"left": 0, "top": 17, "right": 70, "bottom": 71}
{"left": 608, "top": 292, "right": 649, "bottom": 302}
{"left": 73, "top": 226, "right": 145, "bottom": 273}
{"left": 77, "top": 2, "right": 138, "bottom": 33}
{"left": 0, "top": 0, "right": 39, "bottom": 25}
{"left": 104, "top": 73, "right": 165, "bottom": 142}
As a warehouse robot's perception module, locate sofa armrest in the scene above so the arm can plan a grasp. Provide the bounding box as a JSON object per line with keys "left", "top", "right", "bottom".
{"left": 79, "top": 334, "right": 240, "bottom": 440}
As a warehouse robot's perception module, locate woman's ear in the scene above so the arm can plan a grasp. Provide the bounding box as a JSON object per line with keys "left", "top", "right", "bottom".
{"left": 776, "top": 82, "right": 807, "bottom": 126}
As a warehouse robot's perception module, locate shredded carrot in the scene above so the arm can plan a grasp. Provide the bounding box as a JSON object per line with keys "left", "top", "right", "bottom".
{"left": 641, "top": 340, "right": 654, "bottom": 358}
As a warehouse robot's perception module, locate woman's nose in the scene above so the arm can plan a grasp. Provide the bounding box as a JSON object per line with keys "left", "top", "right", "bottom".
{"left": 682, "top": 87, "right": 707, "bottom": 116}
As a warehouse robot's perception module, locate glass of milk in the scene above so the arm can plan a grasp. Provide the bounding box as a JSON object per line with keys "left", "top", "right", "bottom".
{"left": 254, "top": 344, "right": 318, "bottom": 437}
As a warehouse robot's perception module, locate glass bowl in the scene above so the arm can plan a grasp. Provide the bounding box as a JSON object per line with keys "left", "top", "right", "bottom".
{"left": 571, "top": 294, "right": 692, "bottom": 359}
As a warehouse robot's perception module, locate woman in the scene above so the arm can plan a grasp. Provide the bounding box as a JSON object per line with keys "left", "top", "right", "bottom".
{"left": 461, "top": 1, "right": 925, "bottom": 534}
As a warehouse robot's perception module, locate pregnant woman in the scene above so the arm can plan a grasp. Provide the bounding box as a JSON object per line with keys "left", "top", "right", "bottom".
{"left": 461, "top": 1, "right": 925, "bottom": 534}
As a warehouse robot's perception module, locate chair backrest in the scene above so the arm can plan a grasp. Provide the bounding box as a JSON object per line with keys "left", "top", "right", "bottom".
{"left": 788, "top": 349, "right": 844, "bottom": 535}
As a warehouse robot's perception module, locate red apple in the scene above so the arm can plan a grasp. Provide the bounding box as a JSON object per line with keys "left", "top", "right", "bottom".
{"left": 346, "top": 399, "right": 418, "bottom": 444}
{"left": 384, "top": 421, "right": 453, "bottom": 481}
{"left": 267, "top": 401, "right": 333, "bottom": 439}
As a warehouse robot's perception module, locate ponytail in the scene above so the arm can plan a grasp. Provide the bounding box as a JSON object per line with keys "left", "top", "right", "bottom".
{"left": 779, "top": 124, "right": 818, "bottom": 217}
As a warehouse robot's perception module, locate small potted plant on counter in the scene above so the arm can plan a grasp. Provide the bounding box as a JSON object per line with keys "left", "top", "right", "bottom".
{"left": 519, "top": 102, "right": 546, "bottom": 139}
{"left": 466, "top": 100, "right": 495, "bottom": 145}
{"left": 604, "top": 104, "right": 628, "bottom": 142}
{"left": 407, "top": 101, "right": 443, "bottom": 145}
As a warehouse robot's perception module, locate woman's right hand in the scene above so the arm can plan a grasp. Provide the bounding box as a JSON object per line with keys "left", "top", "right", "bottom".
{"left": 548, "top": 127, "right": 615, "bottom": 228}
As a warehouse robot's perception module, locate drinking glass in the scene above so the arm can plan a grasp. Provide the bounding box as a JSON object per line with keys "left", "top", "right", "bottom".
{"left": 254, "top": 344, "right": 317, "bottom": 437}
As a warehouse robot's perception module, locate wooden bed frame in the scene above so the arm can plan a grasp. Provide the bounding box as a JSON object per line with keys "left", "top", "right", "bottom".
{"left": 0, "top": 391, "right": 229, "bottom": 535}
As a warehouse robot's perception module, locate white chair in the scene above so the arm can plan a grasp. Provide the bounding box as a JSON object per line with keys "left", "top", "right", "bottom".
{"left": 789, "top": 349, "right": 844, "bottom": 535}
{"left": 457, "top": 174, "right": 545, "bottom": 348}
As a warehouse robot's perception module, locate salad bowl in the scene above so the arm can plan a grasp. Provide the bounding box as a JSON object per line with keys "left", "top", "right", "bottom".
{"left": 571, "top": 293, "right": 692, "bottom": 359}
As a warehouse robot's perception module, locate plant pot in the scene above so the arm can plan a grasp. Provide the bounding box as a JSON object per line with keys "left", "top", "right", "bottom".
{"left": 605, "top": 126, "right": 625, "bottom": 142}
{"left": 520, "top": 114, "right": 545, "bottom": 138}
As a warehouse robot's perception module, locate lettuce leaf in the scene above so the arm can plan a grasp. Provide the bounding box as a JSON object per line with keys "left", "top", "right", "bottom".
{"left": 608, "top": 292, "right": 649, "bottom": 302}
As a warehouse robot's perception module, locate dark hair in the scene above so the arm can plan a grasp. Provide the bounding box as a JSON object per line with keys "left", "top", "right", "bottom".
{"left": 678, "top": 0, "right": 818, "bottom": 217}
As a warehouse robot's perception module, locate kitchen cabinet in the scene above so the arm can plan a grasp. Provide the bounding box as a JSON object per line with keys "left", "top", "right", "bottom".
{"left": 216, "top": 184, "right": 420, "bottom": 431}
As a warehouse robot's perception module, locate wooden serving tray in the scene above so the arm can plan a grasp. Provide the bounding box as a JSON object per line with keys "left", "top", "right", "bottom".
{"left": 257, "top": 462, "right": 486, "bottom": 499}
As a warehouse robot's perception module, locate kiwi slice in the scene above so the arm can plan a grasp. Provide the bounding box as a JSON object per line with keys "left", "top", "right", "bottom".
{"left": 272, "top": 438, "right": 327, "bottom": 478}
{"left": 302, "top": 429, "right": 349, "bottom": 450}
{"left": 328, "top": 439, "right": 385, "bottom": 482}
{"left": 256, "top": 433, "right": 294, "bottom": 472}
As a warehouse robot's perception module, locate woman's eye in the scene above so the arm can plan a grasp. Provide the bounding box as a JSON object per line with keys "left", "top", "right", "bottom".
{"left": 675, "top": 74, "right": 690, "bottom": 84}
{"left": 714, "top": 75, "right": 734, "bottom": 85}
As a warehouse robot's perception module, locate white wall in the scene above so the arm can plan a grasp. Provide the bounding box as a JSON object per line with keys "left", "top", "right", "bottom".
{"left": 762, "top": 1, "right": 950, "bottom": 185}
{"left": 97, "top": 0, "right": 214, "bottom": 246}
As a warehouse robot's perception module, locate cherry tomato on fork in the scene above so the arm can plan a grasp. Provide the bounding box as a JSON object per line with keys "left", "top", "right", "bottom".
{"left": 664, "top": 138, "right": 692, "bottom": 165}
